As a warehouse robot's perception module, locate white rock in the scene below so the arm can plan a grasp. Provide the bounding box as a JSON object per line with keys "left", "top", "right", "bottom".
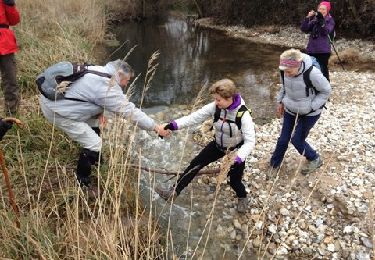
{"left": 327, "top": 243, "right": 335, "bottom": 252}
{"left": 255, "top": 221, "right": 263, "bottom": 230}
{"left": 280, "top": 208, "right": 289, "bottom": 216}
{"left": 343, "top": 226, "right": 353, "bottom": 234}
{"left": 268, "top": 224, "right": 277, "bottom": 234}
{"left": 233, "top": 219, "right": 242, "bottom": 230}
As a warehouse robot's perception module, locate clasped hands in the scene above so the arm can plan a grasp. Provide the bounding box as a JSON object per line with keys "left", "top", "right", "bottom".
{"left": 154, "top": 124, "right": 172, "bottom": 138}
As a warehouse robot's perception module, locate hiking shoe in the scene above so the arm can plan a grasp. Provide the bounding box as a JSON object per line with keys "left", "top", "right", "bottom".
{"left": 81, "top": 185, "right": 100, "bottom": 200}
{"left": 301, "top": 156, "right": 323, "bottom": 175}
{"left": 155, "top": 186, "right": 177, "bottom": 201}
{"left": 237, "top": 197, "right": 248, "bottom": 213}
{"left": 266, "top": 166, "right": 280, "bottom": 181}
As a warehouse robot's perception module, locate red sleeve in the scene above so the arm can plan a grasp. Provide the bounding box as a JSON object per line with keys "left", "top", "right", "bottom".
{"left": 5, "top": 5, "right": 20, "bottom": 26}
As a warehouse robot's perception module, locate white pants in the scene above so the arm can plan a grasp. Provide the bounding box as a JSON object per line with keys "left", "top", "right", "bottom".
{"left": 40, "top": 103, "right": 102, "bottom": 152}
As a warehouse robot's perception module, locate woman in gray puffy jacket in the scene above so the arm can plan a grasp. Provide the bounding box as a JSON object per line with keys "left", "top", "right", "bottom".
{"left": 269, "top": 49, "right": 331, "bottom": 177}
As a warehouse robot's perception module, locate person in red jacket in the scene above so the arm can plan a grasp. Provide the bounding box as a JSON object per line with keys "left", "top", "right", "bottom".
{"left": 0, "top": 0, "right": 20, "bottom": 115}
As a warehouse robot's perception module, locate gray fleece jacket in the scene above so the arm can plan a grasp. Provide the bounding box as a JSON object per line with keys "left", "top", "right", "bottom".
{"left": 39, "top": 61, "right": 156, "bottom": 131}
{"left": 277, "top": 54, "right": 332, "bottom": 116}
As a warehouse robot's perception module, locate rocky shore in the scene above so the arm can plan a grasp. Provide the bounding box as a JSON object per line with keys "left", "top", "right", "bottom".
{"left": 145, "top": 21, "right": 375, "bottom": 257}
{"left": 151, "top": 71, "right": 374, "bottom": 259}
{"left": 195, "top": 18, "right": 375, "bottom": 65}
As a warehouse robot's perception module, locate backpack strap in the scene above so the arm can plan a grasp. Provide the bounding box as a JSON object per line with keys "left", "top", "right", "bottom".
{"left": 235, "top": 105, "right": 251, "bottom": 130}
{"left": 63, "top": 66, "right": 112, "bottom": 102}
{"left": 303, "top": 66, "right": 317, "bottom": 97}
{"left": 280, "top": 70, "right": 285, "bottom": 87}
{"left": 85, "top": 70, "right": 112, "bottom": 79}
{"left": 213, "top": 105, "right": 221, "bottom": 123}
{"left": 212, "top": 104, "right": 251, "bottom": 132}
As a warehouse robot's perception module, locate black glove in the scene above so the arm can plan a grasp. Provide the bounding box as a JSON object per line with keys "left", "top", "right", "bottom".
{"left": 0, "top": 119, "right": 13, "bottom": 140}
{"left": 316, "top": 12, "right": 325, "bottom": 27}
{"left": 164, "top": 123, "right": 174, "bottom": 131}
{"left": 3, "top": 0, "right": 15, "bottom": 6}
{"left": 158, "top": 123, "right": 175, "bottom": 139}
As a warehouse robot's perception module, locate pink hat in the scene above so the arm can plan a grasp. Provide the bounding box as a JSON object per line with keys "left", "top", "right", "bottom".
{"left": 319, "top": 1, "right": 331, "bottom": 13}
{"left": 279, "top": 58, "right": 301, "bottom": 70}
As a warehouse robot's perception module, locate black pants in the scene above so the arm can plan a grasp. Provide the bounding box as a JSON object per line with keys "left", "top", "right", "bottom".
{"left": 309, "top": 53, "right": 331, "bottom": 82}
{"left": 175, "top": 141, "right": 247, "bottom": 198}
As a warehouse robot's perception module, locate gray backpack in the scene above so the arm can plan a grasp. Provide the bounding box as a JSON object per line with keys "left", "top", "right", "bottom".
{"left": 36, "top": 62, "right": 112, "bottom": 101}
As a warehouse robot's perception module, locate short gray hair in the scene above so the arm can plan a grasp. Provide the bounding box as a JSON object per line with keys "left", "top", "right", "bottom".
{"left": 116, "top": 60, "right": 134, "bottom": 77}
{"left": 280, "top": 48, "right": 303, "bottom": 62}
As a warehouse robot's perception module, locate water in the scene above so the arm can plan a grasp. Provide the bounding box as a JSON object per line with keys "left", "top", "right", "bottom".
{"left": 110, "top": 15, "right": 285, "bottom": 124}
{"left": 109, "top": 15, "right": 286, "bottom": 259}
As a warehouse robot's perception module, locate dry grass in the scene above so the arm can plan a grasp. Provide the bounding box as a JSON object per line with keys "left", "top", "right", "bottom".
{"left": 15, "top": 0, "right": 107, "bottom": 91}
{"left": 0, "top": 0, "right": 169, "bottom": 259}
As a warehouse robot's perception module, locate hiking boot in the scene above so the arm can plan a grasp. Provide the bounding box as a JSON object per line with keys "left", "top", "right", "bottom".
{"left": 81, "top": 185, "right": 100, "bottom": 200}
{"left": 266, "top": 166, "right": 280, "bottom": 181}
{"left": 301, "top": 156, "right": 323, "bottom": 175}
{"left": 237, "top": 197, "right": 248, "bottom": 213}
{"left": 155, "top": 186, "right": 177, "bottom": 201}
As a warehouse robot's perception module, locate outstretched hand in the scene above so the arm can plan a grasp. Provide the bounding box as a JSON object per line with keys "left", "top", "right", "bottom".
{"left": 155, "top": 124, "right": 171, "bottom": 138}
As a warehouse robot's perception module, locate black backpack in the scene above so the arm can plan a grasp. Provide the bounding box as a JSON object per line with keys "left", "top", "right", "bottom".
{"left": 213, "top": 105, "right": 251, "bottom": 137}
{"left": 280, "top": 60, "right": 320, "bottom": 98}
{"left": 36, "top": 62, "right": 112, "bottom": 101}
{"left": 280, "top": 61, "right": 327, "bottom": 110}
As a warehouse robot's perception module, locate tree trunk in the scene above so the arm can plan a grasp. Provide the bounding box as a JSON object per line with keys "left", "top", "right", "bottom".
{"left": 193, "top": 0, "right": 203, "bottom": 18}
{"left": 143, "top": 0, "right": 146, "bottom": 18}
{"left": 347, "top": 0, "right": 358, "bottom": 18}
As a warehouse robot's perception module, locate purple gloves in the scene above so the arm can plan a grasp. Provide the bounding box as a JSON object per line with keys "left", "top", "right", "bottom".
{"left": 164, "top": 121, "right": 178, "bottom": 131}
{"left": 234, "top": 156, "right": 243, "bottom": 165}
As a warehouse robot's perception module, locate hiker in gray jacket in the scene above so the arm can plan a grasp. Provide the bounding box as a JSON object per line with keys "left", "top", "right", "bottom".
{"left": 269, "top": 48, "right": 331, "bottom": 177}
{"left": 156, "top": 79, "right": 255, "bottom": 213}
{"left": 39, "top": 60, "right": 170, "bottom": 193}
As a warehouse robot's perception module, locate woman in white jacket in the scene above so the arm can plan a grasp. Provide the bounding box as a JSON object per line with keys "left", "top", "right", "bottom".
{"left": 156, "top": 79, "right": 255, "bottom": 213}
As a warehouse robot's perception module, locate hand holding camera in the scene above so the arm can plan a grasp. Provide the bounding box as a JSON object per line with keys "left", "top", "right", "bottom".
{"left": 316, "top": 11, "right": 325, "bottom": 26}
{"left": 307, "top": 10, "right": 316, "bottom": 18}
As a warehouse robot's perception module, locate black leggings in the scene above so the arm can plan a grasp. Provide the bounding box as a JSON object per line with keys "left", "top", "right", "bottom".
{"left": 174, "top": 141, "right": 247, "bottom": 198}
{"left": 309, "top": 53, "right": 331, "bottom": 82}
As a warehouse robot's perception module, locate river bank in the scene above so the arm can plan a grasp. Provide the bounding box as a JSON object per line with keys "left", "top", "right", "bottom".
{"left": 151, "top": 71, "right": 374, "bottom": 259}
{"left": 150, "top": 46, "right": 375, "bottom": 259}
{"left": 196, "top": 18, "right": 375, "bottom": 70}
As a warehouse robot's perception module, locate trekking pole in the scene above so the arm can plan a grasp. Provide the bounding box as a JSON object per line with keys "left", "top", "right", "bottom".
{"left": 328, "top": 35, "right": 346, "bottom": 71}
{"left": 0, "top": 148, "right": 20, "bottom": 227}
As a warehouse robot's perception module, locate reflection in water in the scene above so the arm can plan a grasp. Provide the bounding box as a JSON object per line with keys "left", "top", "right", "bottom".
{"left": 109, "top": 15, "right": 285, "bottom": 259}
{"left": 110, "top": 16, "right": 285, "bottom": 122}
